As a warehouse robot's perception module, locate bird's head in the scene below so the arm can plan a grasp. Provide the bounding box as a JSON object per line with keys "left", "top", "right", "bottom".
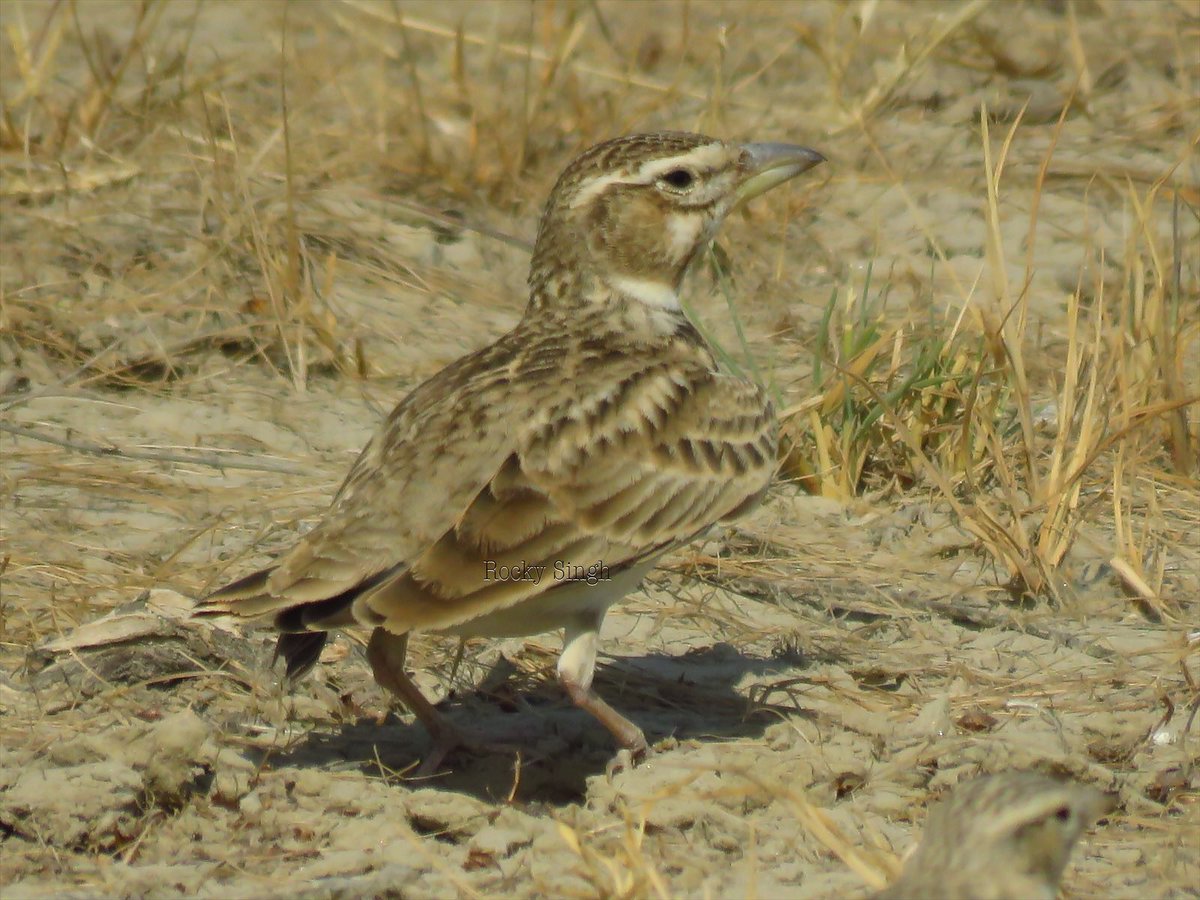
{"left": 527, "top": 132, "right": 824, "bottom": 314}
{"left": 901, "top": 773, "right": 1114, "bottom": 898}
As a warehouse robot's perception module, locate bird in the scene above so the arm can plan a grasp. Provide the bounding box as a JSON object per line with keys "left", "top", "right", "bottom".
{"left": 874, "top": 771, "right": 1114, "bottom": 900}
{"left": 195, "top": 131, "right": 825, "bottom": 773}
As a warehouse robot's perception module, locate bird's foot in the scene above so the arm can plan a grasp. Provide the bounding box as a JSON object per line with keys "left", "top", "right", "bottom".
{"left": 604, "top": 727, "right": 651, "bottom": 779}
{"left": 605, "top": 744, "right": 649, "bottom": 779}
{"left": 414, "top": 721, "right": 526, "bottom": 778}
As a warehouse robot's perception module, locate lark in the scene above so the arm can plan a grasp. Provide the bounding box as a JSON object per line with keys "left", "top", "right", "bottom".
{"left": 875, "top": 772, "right": 1113, "bottom": 900}
{"left": 196, "top": 132, "right": 824, "bottom": 772}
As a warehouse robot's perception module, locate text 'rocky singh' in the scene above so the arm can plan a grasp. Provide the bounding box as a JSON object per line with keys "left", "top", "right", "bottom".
{"left": 483, "top": 560, "right": 612, "bottom": 586}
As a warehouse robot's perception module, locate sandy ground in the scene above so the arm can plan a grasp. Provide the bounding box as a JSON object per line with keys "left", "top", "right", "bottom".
{"left": 2, "top": 1, "right": 1198, "bottom": 898}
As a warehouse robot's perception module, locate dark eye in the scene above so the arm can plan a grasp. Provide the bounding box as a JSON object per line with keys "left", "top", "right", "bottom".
{"left": 660, "top": 169, "right": 695, "bottom": 191}
{"left": 1054, "top": 806, "right": 1072, "bottom": 822}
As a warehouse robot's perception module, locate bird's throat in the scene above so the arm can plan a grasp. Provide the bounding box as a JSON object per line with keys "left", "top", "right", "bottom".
{"left": 606, "top": 275, "right": 680, "bottom": 310}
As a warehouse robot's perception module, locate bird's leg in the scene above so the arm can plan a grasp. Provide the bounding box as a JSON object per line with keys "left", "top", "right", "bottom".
{"left": 366, "top": 628, "right": 516, "bottom": 776}
{"left": 557, "top": 614, "right": 649, "bottom": 767}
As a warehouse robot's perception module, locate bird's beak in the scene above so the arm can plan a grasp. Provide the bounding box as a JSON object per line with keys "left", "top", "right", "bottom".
{"left": 736, "top": 142, "right": 825, "bottom": 205}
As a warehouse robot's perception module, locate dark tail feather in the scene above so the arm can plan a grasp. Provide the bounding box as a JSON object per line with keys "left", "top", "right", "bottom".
{"left": 197, "top": 564, "right": 402, "bottom": 683}
{"left": 274, "top": 631, "right": 329, "bottom": 681}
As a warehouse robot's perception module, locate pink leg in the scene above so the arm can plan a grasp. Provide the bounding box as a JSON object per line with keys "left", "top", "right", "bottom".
{"left": 366, "top": 628, "right": 516, "bottom": 776}
{"left": 557, "top": 616, "right": 649, "bottom": 762}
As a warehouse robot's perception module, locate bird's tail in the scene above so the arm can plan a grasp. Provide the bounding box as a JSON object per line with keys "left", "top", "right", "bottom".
{"left": 194, "top": 566, "right": 281, "bottom": 617}
{"left": 195, "top": 564, "right": 399, "bottom": 681}
{"left": 194, "top": 565, "right": 331, "bottom": 680}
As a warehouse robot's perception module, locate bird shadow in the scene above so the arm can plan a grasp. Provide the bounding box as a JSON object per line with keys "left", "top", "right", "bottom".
{"left": 256, "top": 641, "right": 813, "bottom": 806}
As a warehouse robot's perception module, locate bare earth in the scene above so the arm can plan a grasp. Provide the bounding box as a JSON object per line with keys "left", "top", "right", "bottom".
{"left": 1, "top": 2, "right": 1197, "bottom": 898}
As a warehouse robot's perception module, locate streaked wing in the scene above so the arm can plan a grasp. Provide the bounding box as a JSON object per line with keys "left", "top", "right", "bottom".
{"left": 199, "top": 317, "right": 776, "bottom": 642}
{"left": 198, "top": 335, "right": 527, "bottom": 620}
{"left": 357, "top": 361, "right": 776, "bottom": 634}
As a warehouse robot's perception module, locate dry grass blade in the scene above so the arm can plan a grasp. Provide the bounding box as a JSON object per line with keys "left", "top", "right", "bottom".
{"left": 734, "top": 768, "right": 895, "bottom": 892}
{"left": 852, "top": 0, "right": 990, "bottom": 125}
{"left": 980, "top": 103, "right": 1038, "bottom": 495}
{"left": 0, "top": 158, "right": 140, "bottom": 198}
{"left": 4, "top": 5, "right": 67, "bottom": 107}
{"left": 554, "top": 814, "right": 671, "bottom": 900}
{"left": 337, "top": 0, "right": 715, "bottom": 107}
{"left": 0, "top": 421, "right": 310, "bottom": 475}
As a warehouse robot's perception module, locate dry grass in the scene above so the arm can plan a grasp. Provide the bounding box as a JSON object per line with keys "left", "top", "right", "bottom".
{"left": 780, "top": 153, "right": 1198, "bottom": 607}
{"left": 2, "top": 1, "right": 1197, "bottom": 898}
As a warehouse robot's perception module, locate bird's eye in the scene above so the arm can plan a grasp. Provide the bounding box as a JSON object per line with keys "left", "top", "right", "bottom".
{"left": 659, "top": 169, "right": 695, "bottom": 191}
{"left": 1053, "top": 806, "right": 1072, "bottom": 822}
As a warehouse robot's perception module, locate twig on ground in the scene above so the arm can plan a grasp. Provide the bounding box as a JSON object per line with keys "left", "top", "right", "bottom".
{"left": 0, "top": 422, "right": 309, "bottom": 475}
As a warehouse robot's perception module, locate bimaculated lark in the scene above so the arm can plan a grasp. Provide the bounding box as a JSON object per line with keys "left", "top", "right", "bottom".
{"left": 196, "top": 132, "right": 824, "bottom": 773}
{"left": 875, "top": 772, "right": 1114, "bottom": 900}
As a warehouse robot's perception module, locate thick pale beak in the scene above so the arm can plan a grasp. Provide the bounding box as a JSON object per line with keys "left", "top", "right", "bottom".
{"left": 736, "top": 142, "right": 825, "bottom": 204}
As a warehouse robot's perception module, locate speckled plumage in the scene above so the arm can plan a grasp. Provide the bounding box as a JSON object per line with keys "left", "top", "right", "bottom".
{"left": 196, "top": 132, "right": 824, "bottom": 771}
{"left": 876, "top": 773, "right": 1113, "bottom": 900}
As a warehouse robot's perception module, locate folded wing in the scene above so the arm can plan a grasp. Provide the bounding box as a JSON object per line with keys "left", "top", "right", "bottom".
{"left": 198, "top": 330, "right": 776, "bottom": 643}
{"left": 358, "top": 361, "right": 777, "bottom": 633}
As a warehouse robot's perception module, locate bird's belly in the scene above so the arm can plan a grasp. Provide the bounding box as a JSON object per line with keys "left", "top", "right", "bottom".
{"left": 438, "top": 560, "right": 655, "bottom": 639}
